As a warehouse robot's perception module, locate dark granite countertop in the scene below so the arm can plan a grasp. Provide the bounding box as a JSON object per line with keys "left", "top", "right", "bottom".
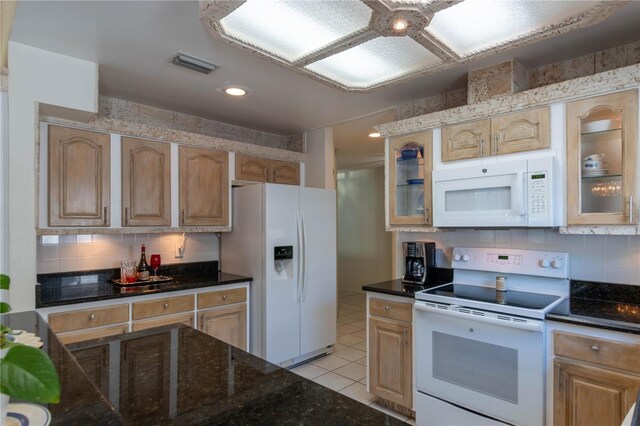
{"left": 546, "top": 280, "right": 640, "bottom": 335}
{"left": 362, "top": 267, "right": 454, "bottom": 298}
{"left": 36, "top": 261, "right": 252, "bottom": 308}
{"left": 2, "top": 311, "right": 406, "bottom": 425}
{"left": 0, "top": 311, "right": 124, "bottom": 425}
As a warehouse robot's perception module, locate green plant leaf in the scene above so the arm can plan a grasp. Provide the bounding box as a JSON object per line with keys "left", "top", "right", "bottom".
{"left": 0, "top": 345, "right": 60, "bottom": 403}
{"left": 0, "top": 274, "right": 8, "bottom": 290}
{"left": 0, "top": 324, "right": 11, "bottom": 334}
{"left": 0, "top": 302, "right": 10, "bottom": 314}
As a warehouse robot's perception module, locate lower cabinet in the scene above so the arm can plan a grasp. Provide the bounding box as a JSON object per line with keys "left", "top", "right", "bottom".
{"left": 368, "top": 296, "right": 413, "bottom": 410}
{"left": 553, "top": 330, "right": 640, "bottom": 426}
{"left": 198, "top": 303, "right": 247, "bottom": 351}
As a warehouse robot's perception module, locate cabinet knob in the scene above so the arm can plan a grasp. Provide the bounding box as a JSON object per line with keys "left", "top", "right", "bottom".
{"left": 384, "top": 305, "right": 390, "bottom": 311}
{"left": 223, "top": 294, "right": 228, "bottom": 301}
{"left": 591, "top": 345, "right": 600, "bottom": 352}
{"left": 89, "top": 314, "right": 96, "bottom": 321}
{"left": 163, "top": 303, "right": 169, "bottom": 309}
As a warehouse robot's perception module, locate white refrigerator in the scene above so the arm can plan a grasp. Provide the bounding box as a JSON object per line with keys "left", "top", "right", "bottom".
{"left": 221, "top": 183, "right": 337, "bottom": 366}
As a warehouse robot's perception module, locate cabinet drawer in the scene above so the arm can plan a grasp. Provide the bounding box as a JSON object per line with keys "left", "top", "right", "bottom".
{"left": 49, "top": 304, "right": 129, "bottom": 333}
{"left": 369, "top": 298, "right": 412, "bottom": 323}
{"left": 554, "top": 331, "right": 640, "bottom": 374}
{"left": 198, "top": 288, "right": 246, "bottom": 309}
{"left": 57, "top": 324, "right": 129, "bottom": 345}
{"left": 132, "top": 295, "right": 194, "bottom": 320}
{"left": 132, "top": 313, "right": 195, "bottom": 332}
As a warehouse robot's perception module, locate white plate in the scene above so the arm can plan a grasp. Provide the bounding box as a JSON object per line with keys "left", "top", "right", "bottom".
{"left": 581, "top": 119, "right": 621, "bottom": 134}
{"left": 6, "top": 403, "right": 51, "bottom": 426}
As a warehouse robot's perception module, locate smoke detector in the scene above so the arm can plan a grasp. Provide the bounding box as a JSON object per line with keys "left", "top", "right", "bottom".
{"left": 171, "top": 52, "right": 218, "bottom": 74}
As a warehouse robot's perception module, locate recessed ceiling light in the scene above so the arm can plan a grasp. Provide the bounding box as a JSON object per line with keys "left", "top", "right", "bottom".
{"left": 225, "top": 87, "right": 247, "bottom": 96}
{"left": 392, "top": 19, "right": 408, "bottom": 32}
{"left": 369, "top": 132, "right": 381, "bottom": 138}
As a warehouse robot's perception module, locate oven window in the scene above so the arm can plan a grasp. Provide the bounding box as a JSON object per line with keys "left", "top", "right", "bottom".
{"left": 444, "top": 186, "right": 511, "bottom": 212}
{"left": 432, "top": 332, "right": 518, "bottom": 403}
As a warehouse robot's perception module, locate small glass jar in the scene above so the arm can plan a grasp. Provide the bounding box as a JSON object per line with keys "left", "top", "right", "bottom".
{"left": 496, "top": 276, "right": 507, "bottom": 292}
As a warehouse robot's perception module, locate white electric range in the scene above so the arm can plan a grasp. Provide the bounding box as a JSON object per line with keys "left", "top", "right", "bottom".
{"left": 414, "top": 247, "right": 569, "bottom": 426}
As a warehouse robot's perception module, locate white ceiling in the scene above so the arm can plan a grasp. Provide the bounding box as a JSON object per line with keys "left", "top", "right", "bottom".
{"left": 10, "top": 1, "right": 640, "bottom": 138}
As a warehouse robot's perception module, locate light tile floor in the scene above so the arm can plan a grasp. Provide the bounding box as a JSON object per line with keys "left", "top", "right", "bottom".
{"left": 290, "top": 289, "right": 411, "bottom": 423}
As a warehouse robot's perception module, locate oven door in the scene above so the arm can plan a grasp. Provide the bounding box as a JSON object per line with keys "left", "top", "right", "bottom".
{"left": 414, "top": 302, "right": 545, "bottom": 426}
{"left": 433, "top": 161, "right": 528, "bottom": 227}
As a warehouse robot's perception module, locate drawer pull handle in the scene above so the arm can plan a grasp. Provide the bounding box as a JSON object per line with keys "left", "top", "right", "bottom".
{"left": 89, "top": 314, "right": 96, "bottom": 321}
{"left": 384, "top": 305, "right": 390, "bottom": 311}
{"left": 163, "top": 303, "right": 169, "bottom": 309}
{"left": 591, "top": 345, "right": 600, "bottom": 352}
{"left": 223, "top": 295, "right": 228, "bottom": 301}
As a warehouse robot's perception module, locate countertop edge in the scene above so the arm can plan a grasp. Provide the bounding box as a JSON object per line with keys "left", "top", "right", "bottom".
{"left": 546, "top": 313, "right": 640, "bottom": 336}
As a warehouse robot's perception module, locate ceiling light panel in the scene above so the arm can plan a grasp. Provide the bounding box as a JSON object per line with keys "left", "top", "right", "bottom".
{"left": 219, "top": 0, "right": 372, "bottom": 62}
{"left": 427, "top": 0, "right": 602, "bottom": 57}
{"left": 305, "top": 36, "right": 442, "bottom": 89}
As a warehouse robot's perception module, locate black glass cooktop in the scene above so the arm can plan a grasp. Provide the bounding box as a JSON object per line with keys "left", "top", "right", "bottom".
{"left": 425, "top": 283, "right": 562, "bottom": 310}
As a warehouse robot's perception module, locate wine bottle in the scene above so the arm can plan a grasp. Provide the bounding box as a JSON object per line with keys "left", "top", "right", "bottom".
{"left": 137, "top": 244, "right": 150, "bottom": 281}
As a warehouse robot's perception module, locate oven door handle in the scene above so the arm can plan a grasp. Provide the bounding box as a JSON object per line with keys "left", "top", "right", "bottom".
{"left": 414, "top": 302, "right": 543, "bottom": 332}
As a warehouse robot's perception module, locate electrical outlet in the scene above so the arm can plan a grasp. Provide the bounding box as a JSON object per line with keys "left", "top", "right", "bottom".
{"left": 175, "top": 244, "right": 183, "bottom": 258}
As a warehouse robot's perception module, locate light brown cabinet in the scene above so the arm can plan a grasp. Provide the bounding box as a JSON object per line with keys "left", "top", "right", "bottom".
{"left": 566, "top": 90, "right": 638, "bottom": 225}
{"left": 48, "top": 125, "right": 110, "bottom": 226}
{"left": 368, "top": 297, "right": 413, "bottom": 410}
{"left": 553, "top": 331, "right": 640, "bottom": 426}
{"left": 179, "top": 145, "right": 229, "bottom": 226}
{"left": 235, "top": 154, "right": 300, "bottom": 185}
{"left": 388, "top": 131, "right": 432, "bottom": 226}
{"left": 441, "top": 107, "right": 549, "bottom": 162}
{"left": 121, "top": 137, "right": 171, "bottom": 226}
{"left": 198, "top": 303, "right": 247, "bottom": 350}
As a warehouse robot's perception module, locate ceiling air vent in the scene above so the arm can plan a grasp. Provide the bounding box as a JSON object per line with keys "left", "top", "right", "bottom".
{"left": 172, "top": 52, "right": 218, "bottom": 74}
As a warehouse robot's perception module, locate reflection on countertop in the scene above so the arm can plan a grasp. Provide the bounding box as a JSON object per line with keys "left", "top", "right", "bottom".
{"left": 36, "top": 261, "right": 252, "bottom": 308}
{"left": 547, "top": 280, "right": 640, "bottom": 335}
{"left": 362, "top": 267, "right": 454, "bottom": 298}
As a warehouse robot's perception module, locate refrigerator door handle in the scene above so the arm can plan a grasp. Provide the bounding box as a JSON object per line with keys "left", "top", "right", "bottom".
{"left": 296, "top": 213, "right": 303, "bottom": 303}
{"left": 301, "top": 213, "right": 308, "bottom": 302}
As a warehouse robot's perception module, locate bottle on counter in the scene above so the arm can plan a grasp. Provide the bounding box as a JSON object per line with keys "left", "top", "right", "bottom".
{"left": 137, "top": 244, "right": 150, "bottom": 281}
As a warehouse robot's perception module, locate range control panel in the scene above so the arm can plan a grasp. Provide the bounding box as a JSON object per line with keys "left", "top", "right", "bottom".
{"left": 451, "top": 247, "right": 569, "bottom": 278}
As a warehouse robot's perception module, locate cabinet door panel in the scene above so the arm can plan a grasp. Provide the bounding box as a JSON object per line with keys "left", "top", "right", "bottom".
{"left": 566, "top": 90, "right": 638, "bottom": 225}
{"left": 369, "top": 317, "right": 412, "bottom": 409}
{"left": 198, "top": 304, "right": 247, "bottom": 350}
{"left": 120, "top": 333, "right": 171, "bottom": 423}
{"left": 270, "top": 159, "right": 300, "bottom": 185}
{"left": 491, "top": 107, "right": 549, "bottom": 155}
{"left": 554, "top": 360, "right": 640, "bottom": 426}
{"left": 48, "top": 125, "right": 110, "bottom": 226}
{"left": 179, "top": 146, "right": 229, "bottom": 226}
{"left": 122, "top": 137, "right": 171, "bottom": 226}
{"left": 389, "top": 132, "right": 432, "bottom": 225}
{"left": 235, "top": 154, "right": 269, "bottom": 182}
{"left": 441, "top": 120, "right": 490, "bottom": 162}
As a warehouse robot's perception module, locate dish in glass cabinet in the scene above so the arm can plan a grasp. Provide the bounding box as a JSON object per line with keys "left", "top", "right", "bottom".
{"left": 581, "top": 119, "right": 621, "bottom": 134}
{"left": 407, "top": 179, "right": 424, "bottom": 185}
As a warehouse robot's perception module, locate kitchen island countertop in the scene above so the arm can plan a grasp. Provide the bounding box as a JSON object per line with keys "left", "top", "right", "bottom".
{"left": 0, "top": 311, "right": 405, "bottom": 425}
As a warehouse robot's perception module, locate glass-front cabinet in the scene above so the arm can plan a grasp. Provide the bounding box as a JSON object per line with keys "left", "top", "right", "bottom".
{"left": 566, "top": 89, "right": 638, "bottom": 225}
{"left": 388, "top": 131, "right": 432, "bottom": 225}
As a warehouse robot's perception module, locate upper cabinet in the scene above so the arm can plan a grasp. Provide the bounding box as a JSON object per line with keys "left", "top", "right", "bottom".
{"left": 121, "top": 137, "right": 171, "bottom": 227}
{"left": 179, "top": 146, "right": 229, "bottom": 226}
{"left": 235, "top": 154, "right": 300, "bottom": 185}
{"left": 48, "top": 125, "right": 110, "bottom": 227}
{"left": 441, "top": 106, "right": 550, "bottom": 162}
{"left": 389, "top": 131, "right": 433, "bottom": 226}
{"left": 566, "top": 90, "right": 638, "bottom": 225}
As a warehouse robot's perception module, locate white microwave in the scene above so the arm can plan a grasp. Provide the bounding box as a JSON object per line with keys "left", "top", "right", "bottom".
{"left": 433, "top": 156, "right": 561, "bottom": 227}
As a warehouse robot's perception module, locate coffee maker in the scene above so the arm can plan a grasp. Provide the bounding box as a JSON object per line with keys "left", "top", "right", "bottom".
{"left": 402, "top": 242, "right": 436, "bottom": 284}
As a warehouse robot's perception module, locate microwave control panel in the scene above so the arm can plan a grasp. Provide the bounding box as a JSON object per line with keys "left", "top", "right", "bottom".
{"left": 528, "top": 172, "right": 548, "bottom": 216}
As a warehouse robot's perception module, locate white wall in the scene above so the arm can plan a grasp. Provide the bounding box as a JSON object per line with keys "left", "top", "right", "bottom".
{"left": 305, "top": 127, "right": 335, "bottom": 189}
{"left": 37, "top": 233, "right": 219, "bottom": 274}
{"left": 0, "top": 91, "right": 7, "bottom": 294}
{"left": 8, "top": 42, "right": 98, "bottom": 311}
{"left": 337, "top": 167, "right": 392, "bottom": 292}
{"left": 395, "top": 230, "right": 640, "bottom": 285}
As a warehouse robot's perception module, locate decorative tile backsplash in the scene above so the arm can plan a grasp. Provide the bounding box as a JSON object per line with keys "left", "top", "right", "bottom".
{"left": 37, "top": 233, "right": 219, "bottom": 274}
{"left": 397, "top": 230, "right": 640, "bottom": 286}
